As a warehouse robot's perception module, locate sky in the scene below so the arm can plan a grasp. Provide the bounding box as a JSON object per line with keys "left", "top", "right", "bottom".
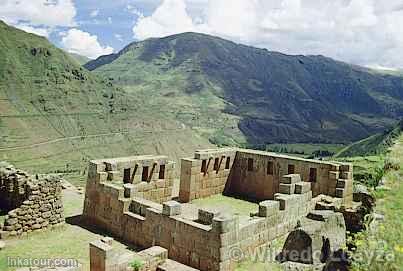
{"left": 0, "top": 0, "right": 403, "bottom": 70}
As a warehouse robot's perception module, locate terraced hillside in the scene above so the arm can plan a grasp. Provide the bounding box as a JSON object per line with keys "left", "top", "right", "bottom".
{"left": 335, "top": 120, "right": 403, "bottom": 157}
{"left": 0, "top": 21, "right": 211, "bottom": 185}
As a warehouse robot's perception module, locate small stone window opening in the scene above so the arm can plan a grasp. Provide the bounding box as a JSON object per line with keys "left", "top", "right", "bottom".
{"left": 267, "top": 161, "right": 274, "bottom": 175}
{"left": 225, "top": 157, "right": 231, "bottom": 169}
{"left": 201, "top": 160, "right": 207, "bottom": 173}
{"left": 288, "top": 164, "right": 295, "bottom": 174}
{"left": 213, "top": 158, "right": 219, "bottom": 171}
{"left": 248, "top": 158, "right": 254, "bottom": 171}
{"left": 159, "top": 165, "right": 165, "bottom": 179}
{"left": 142, "top": 166, "right": 149, "bottom": 182}
{"left": 309, "top": 168, "right": 317, "bottom": 182}
{"left": 123, "top": 168, "right": 131, "bottom": 183}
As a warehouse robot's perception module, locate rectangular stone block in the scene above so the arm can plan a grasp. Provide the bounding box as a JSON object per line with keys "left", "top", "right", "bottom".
{"left": 335, "top": 188, "right": 346, "bottom": 198}
{"left": 259, "top": 200, "right": 279, "bottom": 217}
{"left": 281, "top": 174, "right": 301, "bottom": 184}
{"left": 340, "top": 163, "right": 353, "bottom": 172}
{"left": 123, "top": 184, "right": 136, "bottom": 198}
{"left": 279, "top": 183, "right": 295, "bottom": 194}
{"left": 329, "top": 171, "right": 340, "bottom": 180}
{"left": 162, "top": 201, "right": 181, "bottom": 216}
{"left": 198, "top": 208, "right": 220, "bottom": 225}
{"left": 340, "top": 171, "right": 352, "bottom": 180}
{"left": 295, "top": 182, "right": 311, "bottom": 194}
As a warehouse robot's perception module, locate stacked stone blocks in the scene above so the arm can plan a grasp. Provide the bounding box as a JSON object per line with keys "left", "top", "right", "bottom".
{"left": 0, "top": 162, "right": 64, "bottom": 239}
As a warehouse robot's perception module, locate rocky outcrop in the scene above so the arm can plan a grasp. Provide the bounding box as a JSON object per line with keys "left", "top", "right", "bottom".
{"left": 279, "top": 211, "right": 347, "bottom": 266}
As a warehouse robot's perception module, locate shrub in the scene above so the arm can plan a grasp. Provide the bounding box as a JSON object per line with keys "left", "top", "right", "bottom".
{"left": 129, "top": 259, "right": 144, "bottom": 271}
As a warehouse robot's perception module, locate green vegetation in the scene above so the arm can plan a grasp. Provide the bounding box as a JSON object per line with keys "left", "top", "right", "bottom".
{"left": 0, "top": 21, "right": 212, "bottom": 187}
{"left": 335, "top": 120, "right": 403, "bottom": 158}
{"left": 349, "top": 134, "right": 403, "bottom": 270}
{"left": 265, "top": 143, "right": 344, "bottom": 158}
{"left": 0, "top": 190, "right": 131, "bottom": 271}
{"left": 68, "top": 52, "right": 91, "bottom": 66}
{"left": 129, "top": 258, "right": 144, "bottom": 271}
{"left": 87, "top": 32, "right": 403, "bottom": 146}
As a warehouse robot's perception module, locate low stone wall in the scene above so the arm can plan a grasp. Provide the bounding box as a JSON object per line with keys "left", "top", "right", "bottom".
{"left": 0, "top": 162, "right": 64, "bottom": 239}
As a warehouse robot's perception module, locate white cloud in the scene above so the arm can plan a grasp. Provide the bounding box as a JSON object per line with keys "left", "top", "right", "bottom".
{"left": 132, "top": 0, "right": 403, "bottom": 69}
{"left": 114, "top": 34, "right": 124, "bottom": 41}
{"left": 0, "top": 0, "right": 76, "bottom": 27}
{"left": 90, "top": 9, "right": 99, "bottom": 18}
{"left": 61, "top": 29, "right": 114, "bottom": 59}
{"left": 14, "top": 23, "right": 51, "bottom": 37}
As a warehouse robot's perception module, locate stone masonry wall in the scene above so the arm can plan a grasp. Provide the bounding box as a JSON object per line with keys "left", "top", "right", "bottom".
{"left": 179, "top": 149, "right": 353, "bottom": 206}
{"left": 86, "top": 155, "right": 175, "bottom": 204}
{"left": 226, "top": 150, "right": 353, "bottom": 205}
{"left": 83, "top": 164, "right": 223, "bottom": 270}
{"left": 0, "top": 162, "right": 64, "bottom": 239}
{"left": 179, "top": 149, "right": 237, "bottom": 202}
{"left": 83, "top": 156, "right": 318, "bottom": 271}
{"left": 0, "top": 162, "right": 31, "bottom": 211}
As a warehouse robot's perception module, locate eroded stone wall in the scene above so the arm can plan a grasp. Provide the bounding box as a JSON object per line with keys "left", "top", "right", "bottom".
{"left": 0, "top": 162, "right": 64, "bottom": 239}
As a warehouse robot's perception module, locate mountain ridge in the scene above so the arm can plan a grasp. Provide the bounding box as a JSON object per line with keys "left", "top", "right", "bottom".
{"left": 86, "top": 32, "right": 403, "bottom": 145}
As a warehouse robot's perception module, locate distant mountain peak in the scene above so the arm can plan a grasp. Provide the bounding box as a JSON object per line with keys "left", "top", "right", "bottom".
{"left": 85, "top": 32, "right": 403, "bottom": 145}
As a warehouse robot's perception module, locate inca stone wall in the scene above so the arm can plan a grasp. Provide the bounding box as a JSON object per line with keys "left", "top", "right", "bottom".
{"left": 0, "top": 162, "right": 64, "bottom": 239}
{"left": 83, "top": 149, "right": 354, "bottom": 271}
{"left": 179, "top": 149, "right": 236, "bottom": 202}
{"left": 180, "top": 149, "right": 353, "bottom": 205}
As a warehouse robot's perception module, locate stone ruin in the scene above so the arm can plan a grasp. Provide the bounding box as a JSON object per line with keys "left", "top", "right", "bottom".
{"left": 83, "top": 148, "right": 356, "bottom": 271}
{"left": 0, "top": 162, "right": 64, "bottom": 239}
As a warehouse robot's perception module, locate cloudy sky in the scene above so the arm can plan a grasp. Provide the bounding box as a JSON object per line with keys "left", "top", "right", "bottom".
{"left": 1, "top": 0, "right": 403, "bottom": 69}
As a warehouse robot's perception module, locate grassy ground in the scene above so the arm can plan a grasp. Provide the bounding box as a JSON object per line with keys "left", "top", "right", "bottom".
{"left": 266, "top": 143, "right": 345, "bottom": 157}
{"left": 0, "top": 189, "right": 131, "bottom": 271}
{"left": 350, "top": 135, "right": 403, "bottom": 270}
{"left": 191, "top": 194, "right": 258, "bottom": 217}
{"left": 335, "top": 155, "right": 384, "bottom": 175}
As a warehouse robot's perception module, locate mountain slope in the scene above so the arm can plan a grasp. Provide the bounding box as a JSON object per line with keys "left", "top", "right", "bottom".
{"left": 0, "top": 21, "right": 211, "bottom": 184}
{"left": 335, "top": 120, "right": 403, "bottom": 157}
{"left": 68, "top": 52, "right": 91, "bottom": 65}
{"left": 86, "top": 32, "right": 403, "bottom": 146}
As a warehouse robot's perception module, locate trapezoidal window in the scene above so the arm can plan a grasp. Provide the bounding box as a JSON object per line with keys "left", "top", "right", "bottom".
{"left": 159, "top": 165, "right": 165, "bottom": 179}
{"left": 201, "top": 160, "right": 207, "bottom": 173}
{"left": 213, "top": 158, "right": 219, "bottom": 171}
{"left": 248, "top": 158, "right": 254, "bottom": 171}
{"left": 288, "top": 164, "right": 295, "bottom": 174}
{"left": 309, "top": 168, "right": 317, "bottom": 182}
{"left": 142, "top": 166, "right": 149, "bottom": 182}
{"left": 123, "top": 168, "right": 131, "bottom": 183}
{"left": 267, "top": 161, "right": 274, "bottom": 175}
{"left": 225, "top": 157, "right": 231, "bottom": 169}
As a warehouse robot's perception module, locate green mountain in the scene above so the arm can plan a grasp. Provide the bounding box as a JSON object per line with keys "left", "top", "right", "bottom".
{"left": 68, "top": 52, "right": 91, "bottom": 66}
{"left": 0, "top": 21, "right": 211, "bottom": 184}
{"left": 335, "top": 120, "right": 403, "bottom": 157}
{"left": 86, "top": 32, "right": 403, "bottom": 146}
